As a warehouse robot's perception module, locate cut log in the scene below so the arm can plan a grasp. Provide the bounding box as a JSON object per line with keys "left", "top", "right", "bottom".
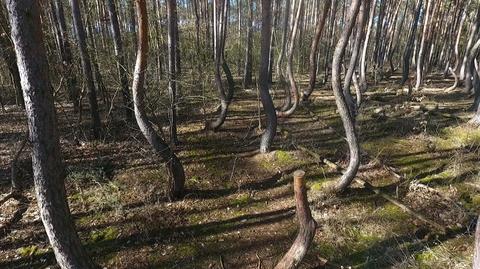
{"left": 274, "top": 170, "right": 317, "bottom": 269}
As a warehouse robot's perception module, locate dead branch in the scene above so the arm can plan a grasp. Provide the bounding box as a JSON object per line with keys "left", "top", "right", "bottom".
{"left": 299, "top": 145, "right": 447, "bottom": 234}
{"left": 274, "top": 170, "right": 317, "bottom": 269}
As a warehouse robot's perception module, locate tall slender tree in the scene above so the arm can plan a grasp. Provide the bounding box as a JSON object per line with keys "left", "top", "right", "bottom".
{"left": 243, "top": 0, "right": 254, "bottom": 88}
{"left": 69, "top": 0, "right": 102, "bottom": 138}
{"left": 5, "top": 1, "right": 96, "bottom": 267}
{"left": 167, "top": 0, "right": 180, "bottom": 144}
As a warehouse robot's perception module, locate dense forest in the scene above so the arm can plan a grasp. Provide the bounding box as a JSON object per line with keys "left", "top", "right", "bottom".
{"left": 1, "top": 0, "right": 480, "bottom": 268}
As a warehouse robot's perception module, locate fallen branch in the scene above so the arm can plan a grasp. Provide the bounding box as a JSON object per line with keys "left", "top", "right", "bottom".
{"left": 274, "top": 170, "right": 317, "bottom": 269}
{"left": 299, "top": 146, "right": 447, "bottom": 234}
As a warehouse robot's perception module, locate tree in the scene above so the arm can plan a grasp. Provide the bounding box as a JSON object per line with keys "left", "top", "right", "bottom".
{"left": 50, "top": 0, "right": 79, "bottom": 112}
{"left": 167, "top": 0, "right": 180, "bottom": 144}
{"left": 258, "top": 0, "right": 277, "bottom": 153}
{"left": 132, "top": 0, "right": 185, "bottom": 200}
{"left": 302, "top": 0, "right": 331, "bottom": 102}
{"left": 106, "top": 0, "right": 134, "bottom": 121}
{"left": 5, "top": 1, "right": 96, "bottom": 267}
{"left": 208, "top": 0, "right": 234, "bottom": 130}
{"left": 69, "top": 0, "right": 102, "bottom": 138}
{"left": 276, "top": 0, "right": 304, "bottom": 117}
{"left": 401, "top": 0, "right": 423, "bottom": 85}
{"left": 0, "top": 5, "right": 23, "bottom": 108}
{"left": 474, "top": 214, "right": 480, "bottom": 269}
{"left": 243, "top": 0, "right": 254, "bottom": 88}
{"left": 331, "top": 0, "right": 361, "bottom": 193}
{"left": 414, "top": 0, "right": 434, "bottom": 91}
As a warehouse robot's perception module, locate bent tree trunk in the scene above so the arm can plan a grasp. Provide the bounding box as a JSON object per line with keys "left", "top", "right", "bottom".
{"left": 107, "top": 0, "right": 134, "bottom": 121}
{"left": 70, "top": 0, "right": 102, "bottom": 138}
{"left": 331, "top": 0, "right": 361, "bottom": 193}
{"left": 359, "top": 0, "right": 375, "bottom": 93}
{"left": 133, "top": 0, "right": 185, "bottom": 201}
{"left": 414, "top": 0, "right": 433, "bottom": 91}
{"left": 302, "top": 0, "right": 331, "bottom": 102}
{"left": 259, "top": 0, "right": 277, "bottom": 153}
{"left": 274, "top": 171, "right": 316, "bottom": 269}
{"left": 5, "top": 1, "right": 95, "bottom": 268}
{"left": 277, "top": 0, "right": 304, "bottom": 118}
{"left": 208, "top": 0, "right": 232, "bottom": 131}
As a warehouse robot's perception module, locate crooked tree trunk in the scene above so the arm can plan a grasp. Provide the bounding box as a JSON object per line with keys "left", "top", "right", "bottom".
{"left": 243, "top": 0, "right": 253, "bottom": 88}
{"left": 0, "top": 5, "right": 24, "bottom": 108}
{"left": 277, "top": 0, "right": 304, "bottom": 118}
{"left": 276, "top": 0, "right": 291, "bottom": 83}
{"left": 5, "top": 1, "right": 96, "bottom": 268}
{"left": 401, "top": 0, "right": 423, "bottom": 85}
{"left": 302, "top": 0, "right": 331, "bottom": 102}
{"left": 107, "top": 0, "right": 134, "bottom": 121}
{"left": 463, "top": 9, "right": 480, "bottom": 93}
{"left": 132, "top": 0, "right": 185, "bottom": 201}
{"left": 70, "top": 0, "right": 102, "bottom": 139}
{"left": 343, "top": 0, "right": 369, "bottom": 114}
{"left": 447, "top": 2, "right": 469, "bottom": 91}
{"left": 331, "top": 0, "right": 361, "bottom": 193}
{"left": 258, "top": 0, "right": 277, "bottom": 153}
{"left": 274, "top": 171, "right": 316, "bottom": 269}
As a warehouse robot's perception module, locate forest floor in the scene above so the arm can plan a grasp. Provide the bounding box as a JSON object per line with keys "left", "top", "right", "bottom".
{"left": 1, "top": 73, "right": 480, "bottom": 268}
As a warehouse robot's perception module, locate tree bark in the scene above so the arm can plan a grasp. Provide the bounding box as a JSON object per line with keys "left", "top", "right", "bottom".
{"left": 276, "top": 0, "right": 304, "bottom": 118}
{"left": 243, "top": 0, "right": 254, "bottom": 88}
{"left": 414, "top": 0, "right": 434, "bottom": 91}
{"left": 167, "top": 0, "right": 179, "bottom": 144}
{"left": 132, "top": 0, "right": 185, "bottom": 201}
{"left": 259, "top": 0, "right": 277, "bottom": 153}
{"left": 0, "top": 5, "right": 24, "bottom": 108}
{"left": 474, "top": 215, "right": 480, "bottom": 268}
{"left": 401, "top": 0, "right": 423, "bottom": 85}
{"left": 70, "top": 0, "right": 102, "bottom": 139}
{"left": 274, "top": 170, "right": 316, "bottom": 269}
{"left": 302, "top": 0, "right": 331, "bottom": 102}
{"left": 5, "top": 1, "right": 96, "bottom": 268}
{"left": 107, "top": 0, "right": 134, "bottom": 121}
{"left": 331, "top": 0, "right": 361, "bottom": 193}
{"left": 359, "top": 0, "right": 375, "bottom": 93}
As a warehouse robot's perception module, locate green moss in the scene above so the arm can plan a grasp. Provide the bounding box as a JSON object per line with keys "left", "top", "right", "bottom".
{"left": 89, "top": 227, "right": 119, "bottom": 243}
{"left": 418, "top": 170, "right": 455, "bottom": 185}
{"left": 377, "top": 203, "right": 409, "bottom": 221}
{"left": 176, "top": 244, "right": 199, "bottom": 257}
{"left": 416, "top": 251, "right": 435, "bottom": 268}
{"left": 435, "top": 126, "right": 480, "bottom": 150}
{"left": 17, "top": 245, "right": 40, "bottom": 257}
{"left": 229, "top": 193, "right": 251, "bottom": 207}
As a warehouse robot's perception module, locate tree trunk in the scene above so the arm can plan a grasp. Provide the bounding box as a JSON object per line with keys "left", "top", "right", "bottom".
{"left": 302, "top": 0, "right": 331, "bottom": 102}
{"left": 50, "top": 0, "right": 79, "bottom": 112}
{"left": 70, "top": 0, "right": 102, "bottom": 139}
{"left": 167, "top": 0, "right": 179, "bottom": 145}
{"left": 276, "top": 0, "right": 304, "bottom": 118}
{"left": 274, "top": 171, "right": 316, "bottom": 269}
{"left": 243, "top": 0, "right": 253, "bottom": 88}
{"left": 106, "top": 0, "right": 134, "bottom": 121}
{"left": 414, "top": 0, "right": 434, "bottom": 91}
{"left": 276, "top": 0, "right": 290, "bottom": 83}
{"left": 359, "top": 0, "right": 375, "bottom": 92}
{"left": 473, "top": 215, "right": 480, "bottom": 268}
{"left": 132, "top": 0, "right": 185, "bottom": 201}
{"left": 259, "top": 0, "right": 277, "bottom": 153}
{"left": 331, "top": 0, "right": 361, "bottom": 193}
{"left": 5, "top": 1, "right": 96, "bottom": 268}
{"left": 0, "top": 5, "right": 24, "bottom": 108}
{"left": 401, "top": 0, "right": 423, "bottom": 85}
{"left": 463, "top": 9, "right": 480, "bottom": 93}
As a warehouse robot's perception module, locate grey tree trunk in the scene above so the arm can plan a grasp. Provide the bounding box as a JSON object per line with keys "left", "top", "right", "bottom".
{"left": 473, "top": 215, "right": 480, "bottom": 268}
{"left": 69, "top": 0, "right": 102, "bottom": 138}
{"left": 302, "top": 0, "right": 331, "bottom": 102}
{"left": 0, "top": 5, "right": 24, "bottom": 108}
{"left": 243, "top": 0, "right": 253, "bottom": 88}
{"left": 167, "top": 0, "right": 179, "bottom": 144}
{"left": 331, "top": 0, "right": 361, "bottom": 193}
{"left": 106, "top": 0, "right": 134, "bottom": 121}
{"left": 5, "top": 1, "right": 96, "bottom": 268}
{"left": 401, "top": 0, "right": 423, "bottom": 85}
{"left": 259, "top": 0, "right": 277, "bottom": 153}
{"left": 132, "top": 0, "right": 185, "bottom": 201}
{"left": 414, "top": 0, "right": 433, "bottom": 91}
{"left": 50, "top": 0, "right": 79, "bottom": 112}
